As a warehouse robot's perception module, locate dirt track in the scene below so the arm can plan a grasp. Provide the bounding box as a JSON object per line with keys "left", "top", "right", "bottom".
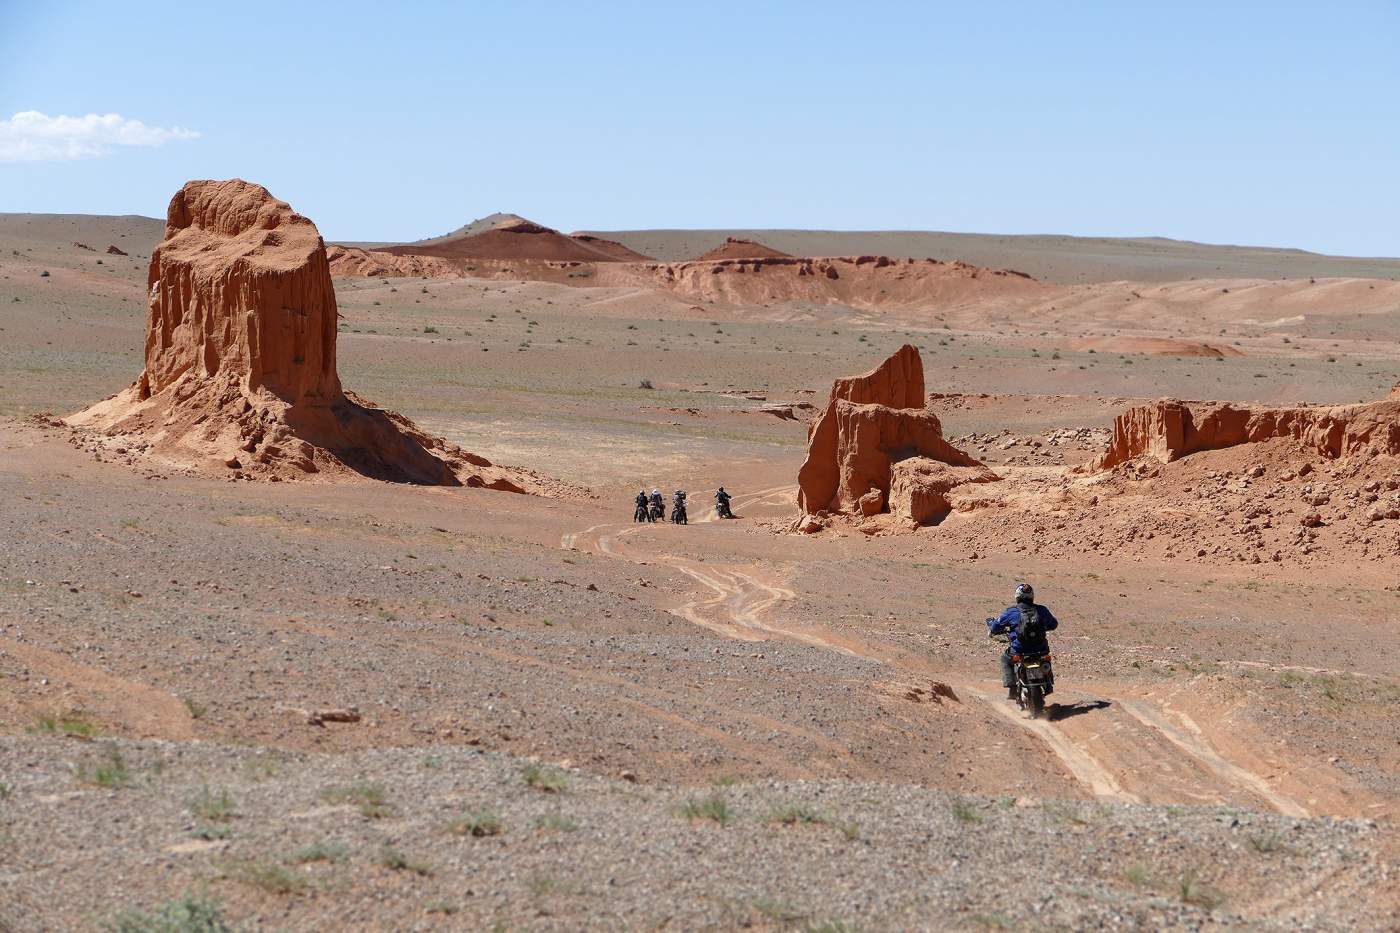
{"left": 562, "top": 487, "right": 1338, "bottom": 820}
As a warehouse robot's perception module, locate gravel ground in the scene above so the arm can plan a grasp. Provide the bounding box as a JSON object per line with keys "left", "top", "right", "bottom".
{"left": 1, "top": 735, "right": 1394, "bottom": 931}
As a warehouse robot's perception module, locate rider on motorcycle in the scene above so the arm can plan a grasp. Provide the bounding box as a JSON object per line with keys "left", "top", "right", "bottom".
{"left": 649, "top": 488, "right": 665, "bottom": 522}
{"left": 634, "top": 489, "right": 649, "bottom": 523}
{"left": 987, "top": 583, "right": 1058, "bottom": 700}
{"left": 672, "top": 489, "right": 687, "bottom": 522}
{"left": 715, "top": 486, "right": 733, "bottom": 518}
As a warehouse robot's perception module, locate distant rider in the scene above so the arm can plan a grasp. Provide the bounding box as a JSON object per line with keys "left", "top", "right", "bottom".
{"left": 634, "top": 489, "right": 649, "bottom": 523}
{"left": 672, "top": 489, "right": 687, "bottom": 523}
{"left": 986, "top": 583, "right": 1058, "bottom": 700}
{"left": 649, "top": 488, "right": 665, "bottom": 522}
{"left": 715, "top": 486, "right": 733, "bottom": 519}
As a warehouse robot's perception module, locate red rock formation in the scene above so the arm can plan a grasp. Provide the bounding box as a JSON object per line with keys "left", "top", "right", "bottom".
{"left": 888, "top": 458, "right": 998, "bottom": 525}
{"left": 326, "top": 244, "right": 464, "bottom": 278}
{"left": 69, "top": 179, "right": 538, "bottom": 490}
{"left": 137, "top": 179, "right": 341, "bottom": 406}
{"left": 796, "top": 345, "right": 990, "bottom": 524}
{"left": 1094, "top": 395, "right": 1400, "bottom": 470}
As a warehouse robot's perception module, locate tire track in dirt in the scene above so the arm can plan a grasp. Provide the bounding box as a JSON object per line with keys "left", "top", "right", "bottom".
{"left": 562, "top": 490, "right": 1310, "bottom": 814}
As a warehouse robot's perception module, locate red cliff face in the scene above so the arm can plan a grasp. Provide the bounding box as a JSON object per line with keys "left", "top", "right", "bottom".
{"left": 70, "top": 180, "right": 537, "bottom": 491}
{"left": 1094, "top": 396, "right": 1400, "bottom": 470}
{"left": 140, "top": 180, "right": 341, "bottom": 405}
{"left": 796, "top": 345, "right": 992, "bottom": 524}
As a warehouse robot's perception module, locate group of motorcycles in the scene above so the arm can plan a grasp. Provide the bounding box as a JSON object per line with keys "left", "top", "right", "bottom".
{"left": 633, "top": 487, "right": 734, "bottom": 525}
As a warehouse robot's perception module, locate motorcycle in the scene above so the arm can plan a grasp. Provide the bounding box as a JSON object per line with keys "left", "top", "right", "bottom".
{"left": 671, "top": 499, "right": 688, "bottom": 524}
{"left": 715, "top": 497, "right": 734, "bottom": 519}
{"left": 991, "top": 631, "right": 1054, "bottom": 719}
{"left": 634, "top": 501, "right": 649, "bottom": 523}
{"left": 648, "top": 500, "right": 665, "bottom": 523}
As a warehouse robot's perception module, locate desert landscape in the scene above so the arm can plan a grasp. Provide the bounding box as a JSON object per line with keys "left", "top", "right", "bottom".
{"left": 0, "top": 172, "right": 1398, "bottom": 931}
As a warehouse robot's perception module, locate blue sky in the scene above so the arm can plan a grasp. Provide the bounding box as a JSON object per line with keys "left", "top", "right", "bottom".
{"left": 1, "top": 0, "right": 1397, "bottom": 255}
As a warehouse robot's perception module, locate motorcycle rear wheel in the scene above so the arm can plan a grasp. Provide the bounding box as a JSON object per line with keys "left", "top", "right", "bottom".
{"left": 1025, "top": 685, "right": 1045, "bottom": 719}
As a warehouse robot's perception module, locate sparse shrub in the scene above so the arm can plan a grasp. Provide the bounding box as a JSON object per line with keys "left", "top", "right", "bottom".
{"left": 33, "top": 709, "right": 101, "bottom": 738}
{"left": 379, "top": 847, "right": 433, "bottom": 876}
{"left": 102, "top": 889, "right": 232, "bottom": 932}
{"left": 189, "top": 786, "right": 236, "bottom": 823}
{"left": 1248, "top": 831, "right": 1284, "bottom": 854}
{"left": 535, "top": 811, "right": 578, "bottom": 832}
{"left": 1177, "top": 869, "right": 1223, "bottom": 909}
{"left": 423, "top": 325, "right": 438, "bottom": 333}
{"left": 767, "top": 801, "right": 823, "bottom": 826}
{"left": 40, "top": 270, "right": 50, "bottom": 277}
{"left": 292, "top": 840, "right": 348, "bottom": 863}
{"left": 321, "top": 781, "right": 390, "bottom": 818}
{"left": 522, "top": 762, "right": 569, "bottom": 793}
{"left": 77, "top": 745, "right": 129, "bottom": 787}
{"left": 191, "top": 822, "right": 231, "bottom": 841}
{"left": 182, "top": 698, "right": 207, "bottom": 719}
{"left": 1123, "top": 864, "right": 1151, "bottom": 886}
{"left": 638, "top": 378, "right": 654, "bottom": 390}
{"left": 950, "top": 797, "right": 983, "bottom": 824}
{"left": 676, "top": 792, "right": 733, "bottom": 825}
{"left": 227, "top": 860, "right": 305, "bottom": 895}
{"left": 448, "top": 809, "right": 503, "bottom": 837}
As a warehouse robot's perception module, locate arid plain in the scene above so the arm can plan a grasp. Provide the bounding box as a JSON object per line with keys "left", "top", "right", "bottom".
{"left": 2, "top": 197, "right": 1399, "bottom": 930}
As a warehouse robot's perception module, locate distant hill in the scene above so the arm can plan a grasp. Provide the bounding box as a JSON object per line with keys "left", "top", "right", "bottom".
{"left": 576, "top": 228, "right": 1400, "bottom": 284}
{"left": 378, "top": 217, "right": 653, "bottom": 263}
{"left": 407, "top": 212, "right": 532, "bottom": 248}
{"left": 693, "top": 237, "right": 793, "bottom": 261}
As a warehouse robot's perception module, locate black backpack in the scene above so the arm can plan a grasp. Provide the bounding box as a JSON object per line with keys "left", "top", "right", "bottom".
{"left": 1016, "top": 604, "right": 1044, "bottom": 649}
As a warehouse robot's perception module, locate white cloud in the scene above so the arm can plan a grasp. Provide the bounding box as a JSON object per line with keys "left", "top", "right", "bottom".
{"left": 0, "top": 111, "right": 200, "bottom": 162}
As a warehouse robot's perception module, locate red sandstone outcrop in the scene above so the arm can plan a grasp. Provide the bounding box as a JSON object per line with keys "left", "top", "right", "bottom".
{"left": 1093, "top": 392, "right": 1400, "bottom": 471}
{"left": 69, "top": 179, "right": 540, "bottom": 490}
{"left": 888, "top": 459, "right": 997, "bottom": 525}
{"left": 327, "top": 245, "right": 1044, "bottom": 313}
{"left": 326, "top": 244, "right": 465, "bottom": 278}
{"left": 795, "top": 345, "right": 994, "bottom": 527}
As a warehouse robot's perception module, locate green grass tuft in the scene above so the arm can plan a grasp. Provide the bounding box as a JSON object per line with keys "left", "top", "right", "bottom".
{"left": 448, "top": 810, "right": 503, "bottom": 838}
{"left": 767, "top": 801, "right": 824, "bottom": 826}
{"left": 102, "top": 889, "right": 232, "bottom": 932}
{"left": 189, "top": 786, "right": 236, "bottom": 823}
{"left": 321, "top": 781, "right": 390, "bottom": 819}
{"left": 522, "top": 762, "right": 569, "bottom": 793}
{"left": 291, "top": 840, "right": 347, "bottom": 863}
{"left": 676, "top": 792, "right": 733, "bottom": 826}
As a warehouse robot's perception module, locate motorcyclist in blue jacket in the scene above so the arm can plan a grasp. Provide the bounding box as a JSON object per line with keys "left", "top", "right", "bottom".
{"left": 987, "top": 583, "right": 1059, "bottom": 700}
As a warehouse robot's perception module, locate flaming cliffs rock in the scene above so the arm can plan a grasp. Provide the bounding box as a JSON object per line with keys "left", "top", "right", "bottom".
{"left": 1094, "top": 390, "right": 1400, "bottom": 471}
{"left": 795, "top": 345, "right": 995, "bottom": 528}
{"left": 69, "top": 179, "right": 528, "bottom": 489}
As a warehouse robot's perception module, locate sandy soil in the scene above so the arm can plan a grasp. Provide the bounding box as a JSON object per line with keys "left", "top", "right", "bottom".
{"left": 2, "top": 212, "right": 1399, "bottom": 929}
